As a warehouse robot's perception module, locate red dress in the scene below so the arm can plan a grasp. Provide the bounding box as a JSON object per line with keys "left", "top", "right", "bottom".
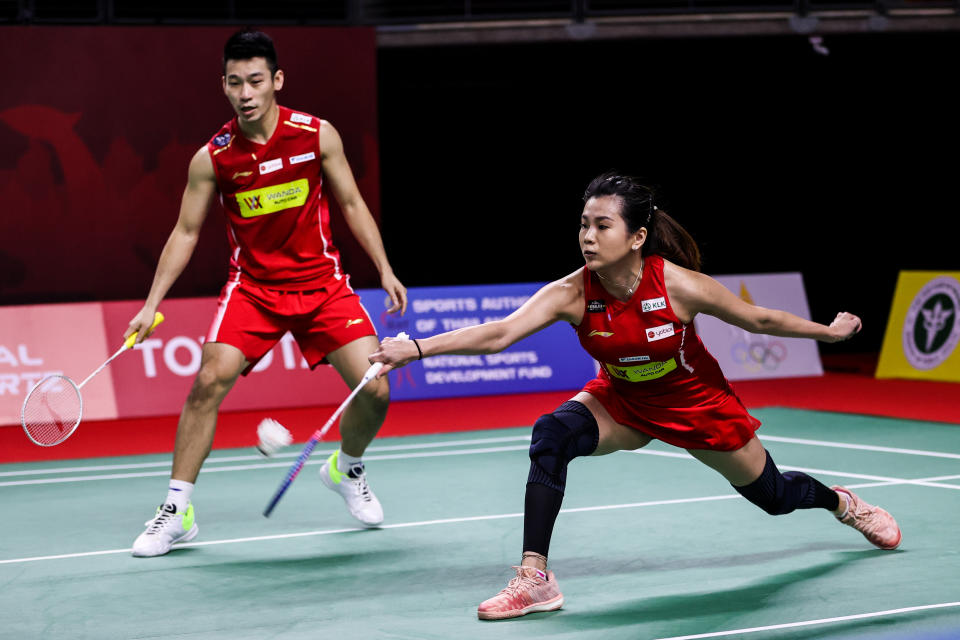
{"left": 577, "top": 255, "right": 760, "bottom": 450}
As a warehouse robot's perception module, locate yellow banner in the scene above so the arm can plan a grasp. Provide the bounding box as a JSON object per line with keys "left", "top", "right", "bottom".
{"left": 876, "top": 271, "right": 960, "bottom": 381}
{"left": 604, "top": 358, "right": 677, "bottom": 382}
{"left": 236, "top": 179, "right": 309, "bottom": 218}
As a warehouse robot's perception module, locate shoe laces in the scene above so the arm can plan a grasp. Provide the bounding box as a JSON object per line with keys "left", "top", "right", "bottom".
{"left": 144, "top": 504, "right": 177, "bottom": 533}
{"left": 501, "top": 567, "right": 542, "bottom": 595}
{"left": 351, "top": 474, "right": 373, "bottom": 503}
{"left": 844, "top": 495, "right": 875, "bottom": 524}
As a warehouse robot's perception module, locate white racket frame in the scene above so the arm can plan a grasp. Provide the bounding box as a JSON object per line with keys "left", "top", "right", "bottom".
{"left": 19, "top": 319, "right": 159, "bottom": 447}
{"left": 20, "top": 374, "right": 84, "bottom": 447}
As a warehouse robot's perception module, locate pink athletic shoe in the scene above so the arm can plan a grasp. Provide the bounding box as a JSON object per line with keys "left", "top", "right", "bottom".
{"left": 477, "top": 566, "right": 564, "bottom": 620}
{"left": 832, "top": 486, "right": 902, "bottom": 550}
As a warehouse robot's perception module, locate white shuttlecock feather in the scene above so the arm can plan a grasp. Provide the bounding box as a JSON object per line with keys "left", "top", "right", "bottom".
{"left": 256, "top": 418, "right": 293, "bottom": 457}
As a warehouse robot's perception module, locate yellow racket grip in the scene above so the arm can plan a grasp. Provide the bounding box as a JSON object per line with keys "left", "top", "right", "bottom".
{"left": 125, "top": 311, "right": 165, "bottom": 349}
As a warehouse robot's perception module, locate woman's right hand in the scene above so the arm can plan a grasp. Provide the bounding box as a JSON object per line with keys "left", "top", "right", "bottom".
{"left": 369, "top": 336, "right": 421, "bottom": 377}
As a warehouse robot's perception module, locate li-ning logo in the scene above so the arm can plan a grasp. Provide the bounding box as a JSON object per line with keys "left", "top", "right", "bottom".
{"left": 641, "top": 297, "right": 666, "bottom": 312}
{"left": 588, "top": 330, "right": 614, "bottom": 338}
{"left": 646, "top": 323, "right": 674, "bottom": 342}
{"left": 587, "top": 299, "right": 606, "bottom": 313}
{"left": 232, "top": 171, "right": 253, "bottom": 180}
{"left": 345, "top": 318, "right": 364, "bottom": 328}
{"left": 902, "top": 276, "right": 960, "bottom": 371}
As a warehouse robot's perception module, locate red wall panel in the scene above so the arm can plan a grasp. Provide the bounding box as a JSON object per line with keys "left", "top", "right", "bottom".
{"left": 0, "top": 26, "right": 380, "bottom": 305}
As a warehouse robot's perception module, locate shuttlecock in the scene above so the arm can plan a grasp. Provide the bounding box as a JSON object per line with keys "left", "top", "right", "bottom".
{"left": 256, "top": 418, "right": 292, "bottom": 457}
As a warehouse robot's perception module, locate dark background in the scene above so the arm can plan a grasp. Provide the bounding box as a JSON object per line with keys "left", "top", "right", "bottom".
{"left": 377, "top": 32, "right": 960, "bottom": 354}
{"left": 1, "top": 27, "right": 957, "bottom": 357}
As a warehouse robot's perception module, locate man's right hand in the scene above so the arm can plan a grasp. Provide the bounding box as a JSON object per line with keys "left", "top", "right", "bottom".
{"left": 124, "top": 305, "right": 160, "bottom": 345}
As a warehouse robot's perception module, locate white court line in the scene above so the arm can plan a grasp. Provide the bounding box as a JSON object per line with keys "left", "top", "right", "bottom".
{"left": 761, "top": 435, "right": 960, "bottom": 460}
{"left": 655, "top": 601, "right": 960, "bottom": 640}
{"left": 0, "top": 472, "right": 951, "bottom": 566}
{"left": 0, "top": 445, "right": 532, "bottom": 487}
{"left": 628, "top": 450, "right": 960, "bottom": 491}
{"left": 781, "top": 466, "right": 960, "bottom": 491}
{"left": 0, "top": 494, "right": 746, "bottom": 565}
{"left": 0, "top": 435, "right": 533, "bottom": 478}
{"left": 6, "top": 442, "right": 960, "bottom": 490}
{"left": 850, "top": 473, "right": 960, "bottom": 490}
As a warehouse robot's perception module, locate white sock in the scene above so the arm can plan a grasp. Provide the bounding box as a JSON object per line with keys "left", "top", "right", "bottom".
{"left": 165, "top": 479, "right": 194, "bottom": 512}
{"left": 337, "top": 449, "right": 363, "bottom": 475}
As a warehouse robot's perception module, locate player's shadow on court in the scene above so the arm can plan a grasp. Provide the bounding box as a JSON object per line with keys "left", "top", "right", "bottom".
{"left": 558, "top": 548, "right": 891, "bottom": 629}
{"left": 189, "top": 549, "right": 409, "bottom": 597}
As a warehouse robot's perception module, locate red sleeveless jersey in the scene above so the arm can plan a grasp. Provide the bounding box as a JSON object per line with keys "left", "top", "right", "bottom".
{"left": 206, "top": 106, "right": 344, "bottom": 290}
{"left": 576, "top": 255, "right": 760, "bottom": 450}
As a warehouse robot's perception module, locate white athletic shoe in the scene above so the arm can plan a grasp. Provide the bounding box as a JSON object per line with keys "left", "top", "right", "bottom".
{"left": 319, "top": 451, "right": 383, "bottom": 527}
{"left": 131, "top": 502, "right": 199, "bottom": 557}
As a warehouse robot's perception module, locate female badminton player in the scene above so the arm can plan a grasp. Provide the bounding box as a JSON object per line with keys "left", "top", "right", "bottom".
{"left": 369, "top": 172, "right": 901, "bottom": 620}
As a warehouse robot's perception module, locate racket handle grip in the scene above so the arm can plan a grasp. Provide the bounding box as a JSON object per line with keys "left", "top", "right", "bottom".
{"left": 366, "top": 362, "right": 384, "bottom": 380}
{"left": 125, "top": 312, "right": 165, "bottom": 349}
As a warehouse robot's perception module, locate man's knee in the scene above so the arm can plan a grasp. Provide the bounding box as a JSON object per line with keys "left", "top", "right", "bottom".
{"left": 358, "top": 376, "right": 390, "bottom": 410}
{"left": 186, "top": 363, "right": 235, "bottom": 408}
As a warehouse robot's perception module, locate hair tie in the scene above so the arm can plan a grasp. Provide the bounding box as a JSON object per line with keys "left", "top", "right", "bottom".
{"left": 413, "top": 338, "right": 423, "bottom": 360}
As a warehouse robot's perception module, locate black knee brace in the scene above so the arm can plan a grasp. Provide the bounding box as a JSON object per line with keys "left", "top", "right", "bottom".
{"left": 527, "top": 400, "right": 600, "bottom": 493}
{"left": 734, "top": 449, "right": 839, "bottom": 515}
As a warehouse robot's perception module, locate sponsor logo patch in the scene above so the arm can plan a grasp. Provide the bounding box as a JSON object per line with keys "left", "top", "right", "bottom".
{"left": 289, "top": 152, "right": 316, "bottom": 165}
{"left": 646, "top": 323, "right": 675, "bottom": 342}
{"left": 604, "top": 358, "right": 677, "bottom": 382}
{"left": 290, "top": 112, "right": 313, "bottom": 124}
{"left": 619, "top": 355, "right": 651, "bottom": 363}
{"left": 232, "top": 171, "right": 253, "bottom": 180}
{"left": 588, "top": 330, "right": 614, "bottom": 338}
{"left": 259, "top": 158, "right": 283, "bottom": 175}
{"left": 902, "top": 276, "right": 960, "bottom": 370}
{"left": 641, "top": 297, "right": 667, "bottom": 312}
{"left": 236, "top": 179, "right": 310, "bottom": 218}
{"left": 587, "top": 299, "right": 606, "bottom": 313}
{"left": 213, "top": 133, "right": 231, "bottom": 147}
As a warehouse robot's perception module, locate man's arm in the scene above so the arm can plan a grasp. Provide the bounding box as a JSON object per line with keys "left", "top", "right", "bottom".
{"left": 319, "top": 120, "right": 407, "bottom": 314}
{"left": 124, "top": 147, "right": 217, "bottom": 343}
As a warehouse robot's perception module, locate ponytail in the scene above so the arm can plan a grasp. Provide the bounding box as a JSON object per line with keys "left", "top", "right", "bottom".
{"left": 645, "top": 208, "right": 702, "bottom": 272}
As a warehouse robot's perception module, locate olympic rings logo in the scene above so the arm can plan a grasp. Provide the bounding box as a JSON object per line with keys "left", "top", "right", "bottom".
{"left": 731, "top": 340, "right": 787, "bottom": 371}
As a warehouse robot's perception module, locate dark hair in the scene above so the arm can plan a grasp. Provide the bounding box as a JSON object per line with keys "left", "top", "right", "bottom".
{"left": 583, "top": 172, "right": 702, "bottom": 272}
{"left": 223, "top": 29, "right": 278, "bottom": 76}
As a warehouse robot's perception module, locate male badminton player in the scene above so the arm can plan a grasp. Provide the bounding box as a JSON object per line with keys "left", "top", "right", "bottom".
{"left": 125, "top": 30, "right": 406, "bottom": 557}
{"left": 370, "top": 172, "right": 901, "bottom": 619}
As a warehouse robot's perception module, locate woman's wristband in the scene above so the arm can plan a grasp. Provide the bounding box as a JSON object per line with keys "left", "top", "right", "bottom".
{"left": 412, "top": 338, "right": 423, "bottom": 360}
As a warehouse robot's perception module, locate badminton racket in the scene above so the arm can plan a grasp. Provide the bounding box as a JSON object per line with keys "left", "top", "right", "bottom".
{"left": 20, "top": 311, "right": 165, "bottom": 446}
{"left": 263, "top": 332, "right": 408, "bottom": 517}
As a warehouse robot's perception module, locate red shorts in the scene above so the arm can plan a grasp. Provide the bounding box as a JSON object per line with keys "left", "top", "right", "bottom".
{"left": 206, "top": 277, "right": 377, "bottom": 375}
{"left": 582, "top": 376, "right": 760, "bottom": 451}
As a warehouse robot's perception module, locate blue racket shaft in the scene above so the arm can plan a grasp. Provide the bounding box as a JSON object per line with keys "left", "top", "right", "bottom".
{"left": 262, "top": 360, "right": 386, "bottom": 517}
{"left": 263, "top": 438, "right": 320, "bottom": 517}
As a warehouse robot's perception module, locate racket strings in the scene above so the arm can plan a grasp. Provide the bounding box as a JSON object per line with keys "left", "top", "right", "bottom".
{"left": 22, "top": 377, "right": 82, "bottom": 446}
